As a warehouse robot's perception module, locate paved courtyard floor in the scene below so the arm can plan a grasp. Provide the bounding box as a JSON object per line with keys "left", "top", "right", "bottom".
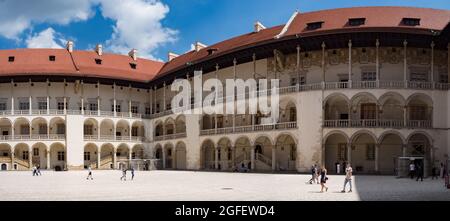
{"left": 0, "top": 170, "right": 449, "bottom": 201}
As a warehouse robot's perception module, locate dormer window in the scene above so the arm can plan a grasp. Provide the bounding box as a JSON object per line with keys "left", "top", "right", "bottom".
{"left": 348, "top": 18, "right": 366, "bottom": 26}
{"left": 95, "top": 59, "right": 102, "bottom": 65}
{"left": 306, "top": 21, "right": 323, "bottom": 30}
{"left": 207, "top": 48, "right": 218, "bottom": 55}
{"left": 49, "top": 55, "right": 56, "bottom": 61}
{"left": 402, "top": 18, "right": 420, "bottom": 26}
{"left": 130, "top": 63, "right": 137, "bottom": 69}
{"left": 8, "top": 56, "right": 14, "bottom": 62}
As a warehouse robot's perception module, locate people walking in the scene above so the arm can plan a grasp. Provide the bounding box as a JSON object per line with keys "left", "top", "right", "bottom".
{"left": 409, "top": 161, "right": 415, "bottom": 179}
{"left": 314, "top": 165, "right": 320, "bottom": 184}
{"left": 37, "top": 165, "right": 41, "bottom": 176}
{"left": 308, "top": 165, "right": 316, "bottom": 184}
{"left": 440, "top": 163, "right": 445, "bottom": 179}
{"left": 320, "top": 166, "right": 328, "bottom": 193}
{"left": 120, "top": 168, "right": 127, "bottom": 181}
{"left": 416, "top": 163, "right": 424, "bottom": 182}
{"left": 86, "top": 166, "right": 93, "bottom": 180}
{"left": 131, "top": 167, "right": 135, "bottom": 180}
{"left": 32, "top": 166, "right": 37, "bottom": 176}
{"left": 341, "top": 163, "right": 353, "bottom": 193}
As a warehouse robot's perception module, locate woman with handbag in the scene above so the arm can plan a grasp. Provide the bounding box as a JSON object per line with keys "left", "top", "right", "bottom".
{"left": 320, "top": 166, "right": 329, "bottom": 193}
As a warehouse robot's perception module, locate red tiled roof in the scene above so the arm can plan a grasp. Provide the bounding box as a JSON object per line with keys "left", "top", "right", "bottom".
{"left": 285, "top": 6, "right": 450, "bottom": 37}
{"left": 0, "top": 7, "right": 449, "bottom": 83}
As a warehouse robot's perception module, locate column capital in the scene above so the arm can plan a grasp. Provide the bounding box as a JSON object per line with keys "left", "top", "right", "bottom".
{"left": 348, "top": 39, "right": 352, "bottom": 47}
{"left": 403, "top": 40, "right": 408, "bottom": 47}
{"left": 296, "top": 45, "right": 301, "bottom": 51}
{"left": 233, "top": 58, "right": 237, "bottom": 65}
{"left": 321, "top": 42, "right": 326, "bottom": 49}
{"left": 431, "top": 41, "right": 435, "bottom": 48}
{"left": 376, "top": 38, "right": 380, "bottom": 47}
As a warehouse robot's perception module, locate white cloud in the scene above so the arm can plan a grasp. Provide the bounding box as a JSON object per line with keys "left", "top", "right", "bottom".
{"left": 0, "top": 0, "right": 94, "bottom": 39}
{"left": 98, "top": 0, "right": 177, "bottom": 59}
{"left": 0, "top": 0, "right": 177, "bottom": 59}
{"left": 25, "top": 28, "right": 66, "bottom": 49}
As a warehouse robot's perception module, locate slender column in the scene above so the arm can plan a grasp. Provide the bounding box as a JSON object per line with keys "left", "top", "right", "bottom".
{"left": 376, "top": 39, "right": 380, "bottom": 87}
{"left": 129, "top": 149, "right": 132, "bottom": 162}
{"left": 163, "top": 82, "right": 166, "bottom": 111}
{"left": 232, "top": 58, "right": 237, "bottom": 130}
{"left": 29, "top": 95, "right": 32, "bottom": 114}
{"left": 296, "top": 45, "right": 301, "bottom": 88}
{"left": 403, "top": 40, "right": 408, "bottom": 88}
{"left": 113, "top": 149, "right": 117, "bottom": 169}
{"left": 97, "top": 82, "right": 101, "bottom": 116}
{"left": 11, "top": 152, "right": 15, "bottom": 170}
{"left": 431, "top": 41, "right": 435, "bottom": 86}
{"left": 63, "top": 79, "right": 67, "bottom": 114}
{"left": 28, "top": 150, "right": 32, "bottom": 168}
{"left": 214, "top": 147, "right": 219, "bottom": 169}
{"left": 153, "top": 86, "right": 157, "bottom": 113}
{"left": 97, "top": 148, "right": 101, "bottom": 169}
{"left": 321, "top": 42, "right": 326, "bottom": 89}
{"left": 403, "top": 106, "right": 408, "bottom": 127}
{"left": 215, "top": 64, "right": 219, "bottom": 131}
{"left": 250, "top": 146, "right": 255, "bottom": 170}
{"left": 81, "top": 81, "right": 84, "bottom": 115}
{"left": 128, "top": 85, "right": 132, "bottom": 118}
{"left": 272, "top": 147, "right": 276, "bottom": 171}
{"left": 11, "top": 80, "right": 14, "bottom": 115}
{"left": 46, "top": 149, "right": 50, "bottom": 169}
{"left": 162, "top": 148, "right": 166, "bottom": 169}
{"left": 113, "top": 83, "right": 117, "bottom": 117}
{"left": 46, "top": 80, "right": 50, "bottom": 114}
{"left": 129, "top": 124, "right": 132, "bottom": 140}
{"left": 375, "top": 144, "right": 380, "bottom": 172}
{"left": 348, "top": 40, "right": 352, "bottom": 88}
{"left": 402, "top": 144, "right": 407, "bottom": 157}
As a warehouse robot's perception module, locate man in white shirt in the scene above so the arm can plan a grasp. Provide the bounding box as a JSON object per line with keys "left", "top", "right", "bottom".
{"left": 409, "top": 162, "right": 415, "bottom": 179}
{"left": 341, "top": 163, "right": 353, "bottom": 193}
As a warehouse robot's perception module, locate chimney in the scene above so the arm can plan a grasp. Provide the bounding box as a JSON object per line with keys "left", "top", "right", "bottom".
{"left": 95, "top": 44, "right": 103, "bottom": 56}
{"left": 254, "top": 21, "right": 266, "bottom": 33}
{"left": 128, "top": 49, "right": 138, "bottom": 61}
{"left": 194, "top": 42, "right": 207, "bottom": 52}
{"left": 66, "top": 41, "right": 74, "bottom": 53}
{"left": 168, "top": 52, "right": 179, "bottom": 62}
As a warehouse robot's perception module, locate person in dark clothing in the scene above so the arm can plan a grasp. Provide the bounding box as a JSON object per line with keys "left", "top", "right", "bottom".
{"left": 432, "top": 165, "right": 438, "bottom": 180}
{"left": 320, "top": 166, "right": 328, "bottom": 193}
{"left": 120, "top": 168, "right": 127, "bottom": 181}
{"left": 130, "top": 167, "right": 135, "bottom": 180}
{"left": 416, "top": 164, "right": 424, "bottom": 182}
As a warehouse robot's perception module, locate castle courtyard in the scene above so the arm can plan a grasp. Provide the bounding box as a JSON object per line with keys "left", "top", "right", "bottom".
{"left": 0, "top": 171, "right": 448, "bottom": 201}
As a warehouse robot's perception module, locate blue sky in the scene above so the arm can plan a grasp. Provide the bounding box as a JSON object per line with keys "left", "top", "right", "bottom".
{"left": 0, "top": 0, "right": 449, "bottom": 61}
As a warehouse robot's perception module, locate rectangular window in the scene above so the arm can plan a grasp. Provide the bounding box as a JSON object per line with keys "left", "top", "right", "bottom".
{"left": 58, "top": 151, "right": 65, "bottom": 161}
{"left": 166, "top": 103, "right": 171, "bottom": 110}
{"left": 145, "top": 107, "right": 151, "bottom": 115}
{"left": 33, "top": 148, "right": 39, "bottom": 156}
{"left": 38, "top": 101, "right": 47, "bottom": 110}
{"left": 348, "top": 18, "right": 366, "bottom": 26}
{"left": 439, "top": 74, "right": 448, "bottom": 83}
{"left": 8, "top": 56, "right": 15, "bottom": 62}
{"left": 22, "top": 151, "right": 29, "bottom": 160}
{"left": 362, "top": 72, "right": 377, "bottom": 81}
{"left": 0, "top": 103, "right": 6, "bottom": 110}
{"left": 402, "top": 18, "right": 420, "bottom": 26}
{"left": 360, "top": 103, "right": 377, "bottom": 119}
{"left": 19, "top": 102, "right": 29, "bottom": 110}
{"left": 38, "top": 124, "right": 47, "bottom": 135}
{"left": 84, "top": 152, "right": 90, "bottom": 161}
{"left": 84, "top": 125, "right": 93, "bottom": 135}
{"left": 57, "top": 102, "right": 66, "bottom": 110}
{"left": 89, "top": 103, "right": 98, "bottom": 111}
{"left": 366, "top": 144, "right": 375, "bottom": 160}
{"left": 306, "top": 21, "right": 323, "bottom": 30}
{"left": 131, "top": 106, "right": 139, "bottom": 114}
{"left": 410, "top": 72, "right": 428, "bottom": 82}
{"left": 49, "top": 55, "right": 56, "bottom": 61}
{"left": 111, "top": 105, "right": 121, "bottom": 112}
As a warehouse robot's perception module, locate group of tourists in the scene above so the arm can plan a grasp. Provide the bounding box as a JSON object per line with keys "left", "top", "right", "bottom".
{"left": 120, "top": 167, "right": 135, "bottom": 181}
{"left": 308, "top": 163, "right": 353, "bottom": 193}
{"left": 409, "top": 161, "right": 446, "bottom": 181}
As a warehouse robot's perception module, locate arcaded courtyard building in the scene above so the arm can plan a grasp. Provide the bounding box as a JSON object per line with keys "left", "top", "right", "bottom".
{"left": 0, "top": 6, "right": 449, "bottom": 176}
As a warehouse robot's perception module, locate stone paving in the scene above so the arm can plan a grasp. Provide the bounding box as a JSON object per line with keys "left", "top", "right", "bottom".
{"left": 0, "top": 170, "right": 449, "bottom": 201}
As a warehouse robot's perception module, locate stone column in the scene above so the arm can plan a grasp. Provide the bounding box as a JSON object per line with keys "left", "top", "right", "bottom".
{"left": 403, "top": 40, "right": 408, "bottom": 88}
{"left": 113, "top": 83, "right": 117, "bottom": 117}
{"left": 431, "top": 42, "right": 435, "bottom": 85}
{"left": 402, "top": 144, "right": 407, "bottom": 157}
{"left": 321, "top": 42, "right": 326, "bottom": 88}
{"left": 272, "top": 147, "right": 276, "bottom": 171}
{"left": 163, "top": 82, "right": 166, "bottom": 111}
{"left": 162, "top": 148, "right": 166, "bottom": 169}
{"left": 214, "top": 147, "right": 219, "bottom": 170}
{"left": 11, "top": 152, "right": 15, "bottom": 170}
{"left": 376, "top": 39, "right": 380, "bottom": 87}
{"left": 348, "top": 40, "right": 352, "bottom": 88}
{"left": 46, "top": 149, "right": 50, "bottom": 169}
{"left": 347, "top": 143, "right": 352, "bottom": 164}
{"left": 28, "top": 150, "right": 32, "bottom": 169}
{"left": 113, "top": 149, "right": 117, "bottom": 170}
{"left": 97, "top": 148, "right": 101, "bottom": 169}
{"left": 250, "top": 146, "right": 255, "bottom": 170}
{"left": 231, "top": 147, "right": 235, "bottom": 169}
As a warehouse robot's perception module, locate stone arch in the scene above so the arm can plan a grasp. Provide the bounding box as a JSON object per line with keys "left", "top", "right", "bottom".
{"left": 14, "top": 117, "right": 30, "bottom": 136}
{"left": 324, "top": 93, "right": 350, "bottom": 120}
{"left": 49, "top": 142, "right": 66, "bottom": 171}
{"left": 84, "top": 143, "right": 98, "bottom": 169}
{"left": 164, "top": 117, "right": 175, "bottom": 135}
{"left": 49, "top": 117, "right": 65, "bottom": 136}
{"left": 378, "top": 131, "right": 404, "bottom": 175}
{"left": 175, "top": 115, "right": 186, "bottom": 134}
{"left": 0, "top": 118, "right": 12, "bottom": 138}
{"left": 84, "top": 118, "right": 98, "bottom": 136}
{"left": 116, "top": 120, "right": 130, "bottom": 138}
{"left": 31, "top": 142, "right": 48, "bottom": 169}
{"left": 274, "top": 133, "right": 297, "bottom": 171}
{"left": 324, "top": 131, "right": 349, "bottom": 174}
{"left": 200, "top": 139, "right": 215, "bottom": 170}
{"left": 175, "top": 141, "right": 187, "bottom": 170}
